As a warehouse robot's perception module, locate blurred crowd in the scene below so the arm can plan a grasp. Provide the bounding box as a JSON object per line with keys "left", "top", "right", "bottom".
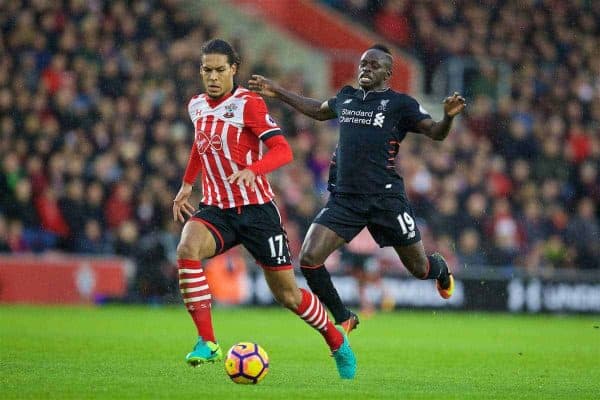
{"left": 0, "top": 0, "right": 598, "bottom": 302}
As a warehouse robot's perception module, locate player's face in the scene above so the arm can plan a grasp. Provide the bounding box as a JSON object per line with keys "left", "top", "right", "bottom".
{"left": 201, "top": 53, "right": 237, "bottom": 98}
{"left": 357, "top": 50, "right": 391, "bottom": 91}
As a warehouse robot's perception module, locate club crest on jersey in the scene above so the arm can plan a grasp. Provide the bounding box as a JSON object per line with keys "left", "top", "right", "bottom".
{"left": 196, "top": 130, "right": 223, "bottom": 154}
{"left": 223, "top": 103, "right": 237, "bottom": 118}
{"left": 378, "top": 99, "right": 389, "bottom": 111}
{"left": 373, "top": 112, "right": 385, "bottom": 127}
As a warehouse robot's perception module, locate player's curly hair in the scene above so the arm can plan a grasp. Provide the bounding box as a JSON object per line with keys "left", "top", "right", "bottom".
{"left": 201, "top": 39, "right": 241, "bottom": 67}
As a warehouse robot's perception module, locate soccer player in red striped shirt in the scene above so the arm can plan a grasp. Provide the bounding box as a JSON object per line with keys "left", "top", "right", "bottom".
{"left": 172, "top": 39, "right": 356, "bottom": 379}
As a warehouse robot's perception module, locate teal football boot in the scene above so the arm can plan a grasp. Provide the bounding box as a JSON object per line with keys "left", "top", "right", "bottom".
{"left": 185, "top": 337, "right": 223, "bottom": 367}
{"left": 332, "top": 328, "right": 356, "bottom": 379}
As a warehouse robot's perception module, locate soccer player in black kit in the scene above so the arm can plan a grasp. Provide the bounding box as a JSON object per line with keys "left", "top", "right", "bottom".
{"left": 249, "top": 44, "right": 466, "bottom": 334}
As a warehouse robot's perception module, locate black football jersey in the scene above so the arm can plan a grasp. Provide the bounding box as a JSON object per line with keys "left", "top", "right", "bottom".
{"left": 327, "top": 86, "right": 431, "bottom": 194}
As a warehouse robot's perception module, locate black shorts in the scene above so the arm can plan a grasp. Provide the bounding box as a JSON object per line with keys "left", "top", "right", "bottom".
{"left": 191, "top": 202, "right": 292, "bottom": 270}
{"left": 314, "top": 193, "right": 421, "bottom": 247}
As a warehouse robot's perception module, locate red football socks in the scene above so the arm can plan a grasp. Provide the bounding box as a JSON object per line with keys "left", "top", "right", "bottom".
{"left": 295, "top": 288, "right": 344, "bottom": 351}
{"left": 177, "top": 259, "right": 215, "bottom": 342}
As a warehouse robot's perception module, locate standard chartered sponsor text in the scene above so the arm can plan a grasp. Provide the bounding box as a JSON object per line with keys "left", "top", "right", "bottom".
{"left": 340, "top": 108, "right": 374, "bottom": 125}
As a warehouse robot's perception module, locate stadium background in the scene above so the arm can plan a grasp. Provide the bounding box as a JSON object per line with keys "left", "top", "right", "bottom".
{"left": 0, "top": 0, "right": 599, "bottom": 313}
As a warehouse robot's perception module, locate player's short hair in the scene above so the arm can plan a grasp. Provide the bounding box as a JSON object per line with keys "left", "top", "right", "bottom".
{"left": 369, "top": 44, "right": 392, "bottom": 56}
{"left": 367, "top": 44, "right": 393, "bottom": 72}
{"left": 201, "top": 39, "right": 241, "bottom": 67}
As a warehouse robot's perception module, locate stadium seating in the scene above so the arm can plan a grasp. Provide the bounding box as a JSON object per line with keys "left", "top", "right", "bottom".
{"left": 0, "top": 1, "right": 598, "bottom": 304}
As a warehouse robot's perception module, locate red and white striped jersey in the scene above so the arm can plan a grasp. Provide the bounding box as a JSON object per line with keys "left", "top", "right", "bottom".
{"left": 186, "top": 86, "right": 282, "bottom": 209}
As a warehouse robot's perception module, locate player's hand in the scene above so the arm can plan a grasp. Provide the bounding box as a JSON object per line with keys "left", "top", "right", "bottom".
{"left": 228, "top": 169, "right": 257, "bottom": 192}
{"left": 443, "top": 92, "right": 466, "bottom": 118}
{"left": 248, "top": 75, "right": 279, "bottom": 98}
{"left": 172, "top": 183, "right": 196, "bottom": 223}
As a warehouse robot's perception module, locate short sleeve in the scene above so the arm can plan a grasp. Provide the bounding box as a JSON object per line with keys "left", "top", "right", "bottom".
{"left": 327, "top": 96, "right": 337, "bottom": 116}
{"left": 243, "top": 95, "right": 282, "bottom": 141}
{"left": 400, "top": 96, "right": 431, "bottom": 131}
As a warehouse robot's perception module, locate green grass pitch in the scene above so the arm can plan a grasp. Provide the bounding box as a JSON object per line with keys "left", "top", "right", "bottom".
{"left": 1, "top": 305, "right": 599, "bottom": 399}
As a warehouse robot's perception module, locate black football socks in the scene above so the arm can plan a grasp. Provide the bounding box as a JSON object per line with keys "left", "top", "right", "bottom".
{"left": 426, "top": 253, "right": 451, "bottom": 288}
{"left": 301, "top": 264, "right": 352, "bottom": 324}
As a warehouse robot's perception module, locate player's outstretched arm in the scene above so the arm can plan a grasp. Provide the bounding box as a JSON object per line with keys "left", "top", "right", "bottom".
{"left": 417, "top": 92, "right": 466, "bottom": 141}
{"left": 248, "top": 74, "right": 336, "bottom": 121}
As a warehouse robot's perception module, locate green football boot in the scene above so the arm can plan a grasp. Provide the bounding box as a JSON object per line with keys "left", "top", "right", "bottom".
{"left": 185, "top": 337, "right": 223, "bottom": 367}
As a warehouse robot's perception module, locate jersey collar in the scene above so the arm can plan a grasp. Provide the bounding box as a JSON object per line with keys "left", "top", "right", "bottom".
{"left": 205, "top": 85, "right": 238, "bottom": 108}
{"left": 358, "top": 86, "right": 390, "bottom": 100}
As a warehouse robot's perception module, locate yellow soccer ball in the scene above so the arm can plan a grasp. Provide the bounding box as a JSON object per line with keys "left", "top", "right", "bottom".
{"left": 224, "top": 342, "right": 269, "bottom": 384}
